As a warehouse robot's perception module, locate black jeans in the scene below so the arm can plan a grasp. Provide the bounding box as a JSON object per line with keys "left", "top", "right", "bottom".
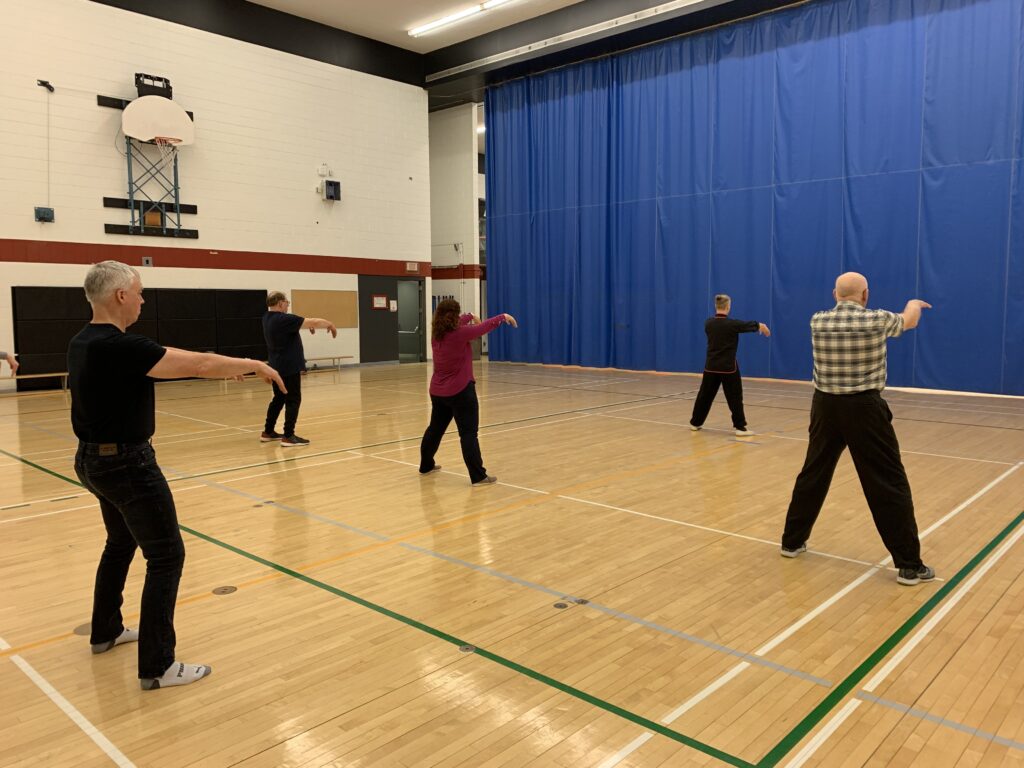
{"left": 690, "top": 370, "right": 747, "bottom": 430}
{"left": 265, "top": 372, "right": 302, "bottom": 436}
{"left": 781, "top": 389, "right": 922, "bottom": 569}
{"left": 75, "top": 442, "right": 184, "bottom": 679}
{"left": 419, "top": 381, "right": 487, "bottom": 483}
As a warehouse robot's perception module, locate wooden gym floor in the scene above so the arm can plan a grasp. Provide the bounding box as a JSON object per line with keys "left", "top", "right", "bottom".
{"left": 1, "top": 362, "right": 1022, "bottom": 768}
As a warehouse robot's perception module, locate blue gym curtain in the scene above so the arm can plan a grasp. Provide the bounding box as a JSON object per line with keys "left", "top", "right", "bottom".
{"left": 485, "top": 0, "right": 1024, "bottom": 395}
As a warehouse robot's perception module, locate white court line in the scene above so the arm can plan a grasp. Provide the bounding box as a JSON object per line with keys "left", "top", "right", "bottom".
{"left": 0, "top": 635, "right": 134, "bottom": 767}
{"left": 741, "top": 386, "right": 1024, "bottom": 418}
{"left": 1, "top": 491, "right": 91, "bottom": 511}
{"left": 1, "top": 501, "right": 98, "bottom": 524}
{"left": 598, "top": 411, "right": 1015, "bottom": 466}
{"left": 783, "top": 520, "right": 1024, "bottom": 768}
{"left": 155, "top": 410, "right": 253, "bottom": 433}
{"left": 769, "top": 433, "right": 1018, "bottom": 466}
{"left": 357, "top": 452, "right": 553, "bottom": 495}
{"left": 558, "top": 495, "right": 882, "bottom": 570}
{"left": 598, "top": 465, "right": 1021, "bottom": 766}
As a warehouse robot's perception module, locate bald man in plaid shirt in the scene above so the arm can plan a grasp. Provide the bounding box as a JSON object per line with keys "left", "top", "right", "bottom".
{"left": 780, "top": 272, "right": 934, "bottom": 586}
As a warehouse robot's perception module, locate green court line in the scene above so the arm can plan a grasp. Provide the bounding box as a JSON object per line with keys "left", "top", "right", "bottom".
{"left": 179, "top": 523, "right": 754, "bottom": 768}
{"left": 0, "top": 447, "right": 82, "bottom": 487}
{"left": 757, "top": 509, "right": 1024, "bottom": 768}
{"left": 10, "top": 439, "right": 1023, "bottom": 768}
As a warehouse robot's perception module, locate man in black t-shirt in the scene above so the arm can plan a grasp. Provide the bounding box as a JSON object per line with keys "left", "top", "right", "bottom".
{"left": 69, "top": 261, "right": 284, "bottom": 691}
{"left": 689, "top": 294, "right": 771, "bottom": 437}
{"left": 261, "top": 291, "right": 337, "bottom": 447}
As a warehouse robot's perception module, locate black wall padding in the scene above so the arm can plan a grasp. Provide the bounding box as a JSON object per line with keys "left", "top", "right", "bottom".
{"left": 157, "top": 289, "right": 216, "bottom": 319}
{"left": 217, "top": 291, "right": 266, "bottom": 319}
{"left": 158, "top": 319, "right": 218, "bottom": 350}
{"left": 13, "top": 287, "right": 268, "bottom": 391}
{"left": 14, "top": 287, "right": 90, "bottom": 321}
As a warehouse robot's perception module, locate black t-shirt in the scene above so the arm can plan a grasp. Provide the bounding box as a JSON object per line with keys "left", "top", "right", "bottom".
{"left": 68, "top": 323, "right": 167, "bottom": 443}
{"left": 704, "top": 314, "right": 760, "bottom": 373}
{"left": 263, "top": 311, "right": 306, "bottom": 375}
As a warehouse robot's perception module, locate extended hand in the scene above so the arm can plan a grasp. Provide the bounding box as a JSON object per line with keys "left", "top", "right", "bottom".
{"left": 327, "top": 323, "right": 338, "bottom": 338}
{"left": 759, "top": 323, "right": 771, "bottom": 337}
{"left": 255, "top": 362, "right": 286, "bottom": 393}
{"left": 503, "top": 313, "right": 518, "bottom": 328}
{"left": 911, "top": 300, "right": 933, "bottom": 310}
{"left": 8, "top": 357, "right": 17, "bottom": 376}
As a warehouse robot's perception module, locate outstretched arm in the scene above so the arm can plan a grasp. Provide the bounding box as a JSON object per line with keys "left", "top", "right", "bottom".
{"left": 149, "top": 348, "right": 286, "bottom": 391}
{"left": 900, "top": 300, "right": 931, "bottom": 331}
{"left": 301, "top": 317, "right": 337, "bottom": 338}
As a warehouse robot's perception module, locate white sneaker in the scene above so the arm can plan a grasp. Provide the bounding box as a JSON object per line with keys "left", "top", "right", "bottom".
{"left": 735, "top": 428, "right": 755, "bottom": 437}
{"left": 690, "top": 425, "right": 702, "bottom": 431}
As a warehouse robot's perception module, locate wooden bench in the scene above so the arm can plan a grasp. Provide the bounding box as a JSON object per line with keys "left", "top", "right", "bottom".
{"left": 10, "top": 372, "right": 70, "bottom": 391}
{"left": 305, "top": 355, "right": 354, "bottom": 372}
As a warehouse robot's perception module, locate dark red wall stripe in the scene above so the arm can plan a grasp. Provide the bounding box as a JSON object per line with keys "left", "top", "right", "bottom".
{"left": 0, "top": 239, "right": 431, "bottom": 278}
{"left": 430, "top": 264, "right": 485, "bottom": 280}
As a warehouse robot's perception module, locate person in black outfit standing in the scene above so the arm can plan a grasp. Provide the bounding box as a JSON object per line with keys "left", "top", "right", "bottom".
{"left": 689, "top": 294, "right": 771, "bottom": 436}
{"left": 69, "top": 260, "right": 284, "bottom": 690}
{"left": 261, "top": 291, "right": 337, "bottom": 447}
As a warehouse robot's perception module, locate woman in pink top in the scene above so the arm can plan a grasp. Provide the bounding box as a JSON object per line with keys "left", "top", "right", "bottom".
{"left": 419, "top": 299, "right": 517, "bottom": 485}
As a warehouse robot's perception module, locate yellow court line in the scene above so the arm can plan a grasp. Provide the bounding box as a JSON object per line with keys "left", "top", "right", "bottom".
{"left": 0, "top": 442, "right": 736, "bottom": 660}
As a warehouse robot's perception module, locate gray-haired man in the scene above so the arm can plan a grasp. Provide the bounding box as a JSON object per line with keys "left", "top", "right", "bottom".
{"left": 69, "top": 260, "right": 285, "bottom": 689}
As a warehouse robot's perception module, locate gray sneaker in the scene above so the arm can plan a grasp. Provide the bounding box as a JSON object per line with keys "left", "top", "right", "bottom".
{"left": 780, "top": 544, "right": 807, "bottom": 558}
{"left": 897, "top": 565, "right": 935, "bottom": 586}
{"left": 472, "top": 475, "right": 497, "bottom": 486}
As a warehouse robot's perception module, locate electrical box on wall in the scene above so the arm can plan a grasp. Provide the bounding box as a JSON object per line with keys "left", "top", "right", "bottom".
{"left": 322, "top": 179, "right": 341, "bottom": 202}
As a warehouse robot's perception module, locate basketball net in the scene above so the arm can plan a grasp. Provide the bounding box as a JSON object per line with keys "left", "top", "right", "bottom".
{"left": 152, "top": 136, "right": 181, "bottom": 174}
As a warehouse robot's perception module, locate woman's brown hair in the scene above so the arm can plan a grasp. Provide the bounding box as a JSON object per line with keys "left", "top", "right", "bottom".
{"left": 432, "top": 298, "right": 461, "bottom": 341}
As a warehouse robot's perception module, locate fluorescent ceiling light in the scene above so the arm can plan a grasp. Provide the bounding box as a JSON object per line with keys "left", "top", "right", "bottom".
{"left": 409, "top": 0, "right": 517, "bottom": 37}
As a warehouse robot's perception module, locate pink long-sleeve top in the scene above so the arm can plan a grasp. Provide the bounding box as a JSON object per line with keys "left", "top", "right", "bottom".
{"left": 430, "top": 314, "right": 506, "bottom": 397}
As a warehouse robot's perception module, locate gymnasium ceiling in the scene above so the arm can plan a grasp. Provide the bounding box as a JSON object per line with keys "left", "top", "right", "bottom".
{"left": 246, "top": 0, "right": 586, "bottom": 54}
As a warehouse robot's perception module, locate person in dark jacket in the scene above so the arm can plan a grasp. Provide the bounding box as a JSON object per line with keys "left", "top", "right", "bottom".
{"left": 689, "top": 294, "right": 770, "bottom": 436}
{"left": 419, "top": 299, "right": 517, "bottom": 485}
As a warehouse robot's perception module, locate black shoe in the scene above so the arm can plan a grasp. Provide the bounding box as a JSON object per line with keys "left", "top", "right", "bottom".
{"left": 281, "top": 435, "right": 310, "bottom": 447}
{"left": 260, "top": 430, "right": 283, "bottom": 442}
{"left": 897, "top": 564, "right": 935, "bottom": 586}
{"left": 780, "top": 544, "right": 807, "bottom": 558}
{"left": 419, "top": 465, "right": 442, "bottom": 475}
{"left": 472, "top": 475, "right": 497, "bottom": 486}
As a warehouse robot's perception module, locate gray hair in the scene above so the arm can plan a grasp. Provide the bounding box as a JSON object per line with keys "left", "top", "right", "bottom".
{"left": 714, "top": 294, "right": 731, "bottom": 310}
{"left": 84, "top": 260, "right": 138, "bottom": 304}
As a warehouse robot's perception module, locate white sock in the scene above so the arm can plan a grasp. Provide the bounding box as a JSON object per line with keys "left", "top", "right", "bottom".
{"left": 141, "top": 661, "right": 212, "bottom": 690}
{"left": 91, "top": 627, "right": 139, "bottom": 654}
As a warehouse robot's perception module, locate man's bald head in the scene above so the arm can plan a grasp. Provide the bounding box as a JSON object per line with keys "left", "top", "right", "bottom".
{"left": 834, "top": 272, "right": 869, "bottom": 306}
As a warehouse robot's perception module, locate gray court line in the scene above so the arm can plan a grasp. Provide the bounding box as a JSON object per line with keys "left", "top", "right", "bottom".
{"left": 398, "top": 542, "right": 832, "bottom": 688}
{"left": 168, "top": 460, "right": 832, "bottom": 688}
{"left": 855, "top": 691, "right": 1024, "bottom": 751}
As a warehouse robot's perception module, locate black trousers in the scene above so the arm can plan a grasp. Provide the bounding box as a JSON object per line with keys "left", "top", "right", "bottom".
{"left": 690, "top": 370, "right": 747, "bottom": 430}
{"left": 265, "top": 372, "right": 302, "bottom": 436}
{"left": 781, "top": 389, "right": 922, "bottom": 569}
{"left": 75, "top": 442, "right": 183, "bottom": 679}
{"left": 419, "top": 381, "right": 487, "bottom": 483}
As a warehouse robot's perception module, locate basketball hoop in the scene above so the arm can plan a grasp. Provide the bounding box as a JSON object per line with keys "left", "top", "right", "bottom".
{"left": 153, "top": 136, "right": 181, "bottom": 173}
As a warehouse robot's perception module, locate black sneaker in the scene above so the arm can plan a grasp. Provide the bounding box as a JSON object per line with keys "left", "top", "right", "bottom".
{"left": 419, "top": 465, "right": 442, "bottom": 475}
{"left": 281, "top": 435, "right": 310, "bottom": 447}
{"left": 260, "top": 430, "right": 283, "bottom": 442}
{"left": 780, "top": 544, "right": 807, "bottom": 558}
{"left": 897, "top": 565, "right": 935, "bottom": 586}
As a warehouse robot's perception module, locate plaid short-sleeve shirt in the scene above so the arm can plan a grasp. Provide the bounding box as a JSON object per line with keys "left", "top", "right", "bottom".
{"left": 811, "top": 301, "right": 904, "bottom": 394}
